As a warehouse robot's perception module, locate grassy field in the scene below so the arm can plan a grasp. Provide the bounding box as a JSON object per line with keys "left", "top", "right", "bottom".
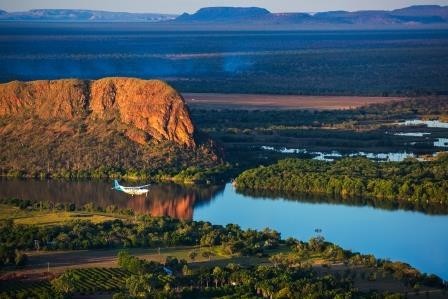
{"left": 0, "top": 204, "right": 124, "bottom": 225}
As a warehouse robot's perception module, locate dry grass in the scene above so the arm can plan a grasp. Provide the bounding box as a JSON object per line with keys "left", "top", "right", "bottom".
{"left": 0, "top": 205, "right": 28, "bottom": 219}
{"left": 14, "top": 212, "right": 118, "bottom": 226}
{"left": 184, "top": 93, "right": 404, "bottom": 110}
{"left": 0, "top": 206, "right": 121, "bottom": 226}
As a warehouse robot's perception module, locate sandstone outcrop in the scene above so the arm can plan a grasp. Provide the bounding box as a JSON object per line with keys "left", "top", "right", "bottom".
{"left": 0, "top": 77, "right": 195, "bottom": 147}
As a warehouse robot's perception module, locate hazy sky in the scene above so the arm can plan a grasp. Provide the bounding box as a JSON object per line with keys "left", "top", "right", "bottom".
{"left": 1, "top": 0, "right": 447, "bottom": 14}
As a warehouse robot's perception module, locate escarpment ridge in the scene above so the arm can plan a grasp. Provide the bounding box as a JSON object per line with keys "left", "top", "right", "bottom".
{"left": 0, "top": 77, "right": 195, "bottom": 147}
{"left": 0, "top": 78, "right": 222, "bottom": 178}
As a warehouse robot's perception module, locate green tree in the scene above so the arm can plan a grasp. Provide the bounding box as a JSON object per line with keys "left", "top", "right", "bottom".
{"left": 51, "top": 270, "right": 79, "bottom": 295}
{"left": 212, "top": 266, "right": 224, "bottom": 287}
{"left": 125, "top": 274, "right": 157, "bottom": 297}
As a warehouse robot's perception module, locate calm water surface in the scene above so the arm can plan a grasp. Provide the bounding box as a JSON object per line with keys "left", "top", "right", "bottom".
{"left": 0, "top": 180, "right": 447, "bottom": 280}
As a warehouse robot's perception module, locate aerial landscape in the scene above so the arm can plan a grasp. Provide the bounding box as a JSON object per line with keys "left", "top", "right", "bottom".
{"left": 0, "top": 0, "right": 448, "bottom": 298}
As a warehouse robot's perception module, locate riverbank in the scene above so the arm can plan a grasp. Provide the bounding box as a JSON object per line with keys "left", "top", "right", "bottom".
{"left": 234, "top": 156, "right": 448, "bottom": 209}
{"left": 0, "top": 163, "right": 233, "bottom": 185}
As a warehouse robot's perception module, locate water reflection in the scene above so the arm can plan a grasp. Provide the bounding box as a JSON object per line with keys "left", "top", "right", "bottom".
{"left": 0, "top": 180, "right": 224, "bottom": 220}
{"left": 127, "top": 184, "right": 224, "bottom": 219}
{"left": 236, "top": 188, "right": 448, "bottom": 215}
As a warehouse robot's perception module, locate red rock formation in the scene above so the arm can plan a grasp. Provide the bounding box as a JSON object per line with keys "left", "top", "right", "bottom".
{"left": 0, "top": 78, "right": 195, "bottom": 147}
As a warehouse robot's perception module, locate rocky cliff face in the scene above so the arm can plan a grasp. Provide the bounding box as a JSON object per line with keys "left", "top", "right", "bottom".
{"left": 0, "top": 77, "right": 195, "bottom": 147}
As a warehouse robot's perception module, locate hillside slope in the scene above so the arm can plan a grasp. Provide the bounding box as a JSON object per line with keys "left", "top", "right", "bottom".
{"left": 0, "top": 78, "right": 219, "bottom": 179}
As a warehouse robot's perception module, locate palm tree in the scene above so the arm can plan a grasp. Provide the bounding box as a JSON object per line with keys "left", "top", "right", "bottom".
{"left": 256, "top": 281, "right": 274, "bottom": 299}
{"left": 212, "top": 266, "right": 223, "bottom": 288}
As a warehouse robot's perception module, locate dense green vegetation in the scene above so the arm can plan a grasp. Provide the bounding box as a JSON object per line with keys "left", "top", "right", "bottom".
{"left": 1, "top": 163, "right": 231, "bottom": 185}
{"left": 0, "top": 215, "right": 281, "bottom": 256}
{"left": 0, "top": 280, "right": 54, "bottom": 299}
{"left": 235, "top": 155, "right": 448, "bottom": 207}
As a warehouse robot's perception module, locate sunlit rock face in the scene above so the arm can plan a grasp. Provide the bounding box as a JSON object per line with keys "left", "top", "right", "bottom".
{"left": 0, "top": 77, "right": 195, "bottom": 147}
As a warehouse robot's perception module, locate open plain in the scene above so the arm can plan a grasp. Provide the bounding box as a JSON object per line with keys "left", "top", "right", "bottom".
{"left": 183, "top": 93, "right": 404, "bottom": 110}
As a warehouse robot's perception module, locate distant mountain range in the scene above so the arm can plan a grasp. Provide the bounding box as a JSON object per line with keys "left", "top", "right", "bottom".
{"left": 0, "top": 5, "right": 447, "bottom": 27}
{"left": 0, "top": 9, "right": 176, "bottom": 22}
{"left": 175, "top": 7, "right": 270, "bottom": 22}
{"left": 175, "top": 5, "right": 448, "bottom": 26}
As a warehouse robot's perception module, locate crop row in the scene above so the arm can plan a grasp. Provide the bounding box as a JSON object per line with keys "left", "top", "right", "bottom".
{"left": 71, "top": 268, "right": 129, "bottom": 293}
{"left": 0, "top": 280, "right": 52, "bottom": 297}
